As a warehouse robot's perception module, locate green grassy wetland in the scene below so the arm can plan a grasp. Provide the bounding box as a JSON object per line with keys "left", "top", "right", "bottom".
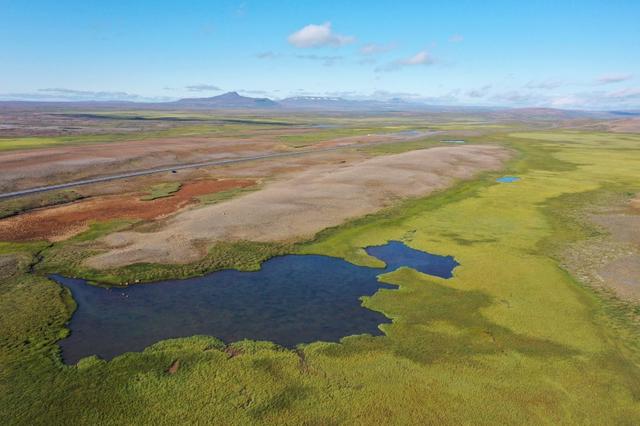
{"left": 2, "top": 129, "right": 640, "bottom": 424}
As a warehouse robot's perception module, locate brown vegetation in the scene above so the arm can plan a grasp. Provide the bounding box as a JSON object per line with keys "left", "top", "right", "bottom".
{"left": 0, "top": 179, "right": 255, "bottom": 242}
{"left": 87, "top": 145, "right": 511, "bottom": 268}
{"left": 589, "top": 194, "right": 640, "bottom": 300}
{"left": 561, "top": 193, "right": 640, "bottom": 302}
{"left": 166, "top": 359, "right": 180, "bottom": 375}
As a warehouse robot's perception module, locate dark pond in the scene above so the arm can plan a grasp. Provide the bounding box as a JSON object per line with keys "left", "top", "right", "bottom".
{"left": 391, "top": 130, "right": 439, "bottom": 138}
{"left": 365, "top": 241, "right": 458, "bottom": 279}
{"left": 51, "top": 241, "right": 458, "bottom": 364}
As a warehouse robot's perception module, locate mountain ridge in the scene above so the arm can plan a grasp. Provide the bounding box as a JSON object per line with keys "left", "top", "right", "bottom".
{"left": 0, "top": 91, "right": 632, "bottom": 117}
{"left": 171, "top": 91, "right": 278, "bottom": 108}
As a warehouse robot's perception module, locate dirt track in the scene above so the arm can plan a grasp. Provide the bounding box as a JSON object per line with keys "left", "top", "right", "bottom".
{"left": 87, "top": 144, "right": 511, "bottom": 269}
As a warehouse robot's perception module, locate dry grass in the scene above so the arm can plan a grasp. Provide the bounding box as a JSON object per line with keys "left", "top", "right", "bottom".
{"left": 87, "top": 145, "right": 510, "bottom": 268}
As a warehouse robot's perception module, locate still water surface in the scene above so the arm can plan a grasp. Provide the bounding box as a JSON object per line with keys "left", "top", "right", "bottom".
{"left": 52, "top": 241, "right": 458, "bottom": 363}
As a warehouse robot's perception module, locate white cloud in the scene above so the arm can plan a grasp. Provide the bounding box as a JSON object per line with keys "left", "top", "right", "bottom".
{"left": 370, "top": 90, "right": 422, "bottom": 100}
{"left": 358, "top": 57, "right": 377, "bottom": 65}
{"left": 525, "top": 79, "right": 564, "bottom": 90}
{"left": 400, "top": 50, "right": 433, "bottom": 65}
{"left": 294, "top": 54, "right": 343, "bottom": 66}
{"left": 549, "top": 95, "right": 582, "bottom": 108}
{"left": 595, "top": 73, "right": 633, "bottom": 85}
{"left": 359, "top": 42, "right": 396, "bottom": 55}
{"left": 36, "top": 88, "right": 144, "bottom": 100}
{"left": 607, "top": 87, "right": 640, "bottom": 99}
{"left": 490, "top": 90, "right": 540, "bottom": 104}
{"left": 287, "top": 22, "right": 355, "bottom": 48}
{"left": 256, "top": 51, "right": 279, "bottom": 59}
{"left": 185, "top": 84, "right": 220, "bottom": 92}
{"left": 475, "top": 87, "right": 640, "bottom": 109}
{"left": 449, "top": 34, "right": 464, "bottom": 43}
{"left": 466, "top": 85, "right": 492, "bottom": 98}
{"left": 376, "top": 50, "right": 435, "bottom": 72}
{"left": 0, "top": 88, "right": 170, "bottom": 102}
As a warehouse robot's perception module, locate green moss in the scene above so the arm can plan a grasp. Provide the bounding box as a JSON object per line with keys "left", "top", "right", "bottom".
{"left": 0, "top": 241, "right": 50, "bottom": 255}
{"left": 196, "top": 185, "right": 259, "bottom": 205}
{"left": 0, "top": 118, "right": 295, "bottom": 152}
{"left": 70, "top": 219, "right": 139, "bottom": 242}
{"left": 140, "top": 182, "right": 182, "bottom": 201}
{"left": 0, "top": 190, "right": 83, "bottom": 219}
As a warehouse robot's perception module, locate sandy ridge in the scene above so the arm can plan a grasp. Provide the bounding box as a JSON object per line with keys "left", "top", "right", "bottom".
{"left": 88, "top": 144, "right": 511, "bottom": 269}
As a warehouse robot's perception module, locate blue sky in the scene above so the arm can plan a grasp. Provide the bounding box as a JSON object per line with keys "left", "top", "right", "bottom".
{"left": 1, "top": 0, "right": 639, "bottom": 109}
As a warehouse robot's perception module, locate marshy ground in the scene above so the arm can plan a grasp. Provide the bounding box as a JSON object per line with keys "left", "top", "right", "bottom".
{"left": 1, "top": 109, "right": 640, "bottom": 424}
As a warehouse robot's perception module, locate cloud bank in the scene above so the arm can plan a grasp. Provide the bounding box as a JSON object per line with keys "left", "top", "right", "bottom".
{"left": 595, "top": 73, "right": 633, "bottom": 85}
{"left": 377, "top": 50, "right": 435, "bottom": 72}
{"left": 359, "top": 42, "right": 396, "bottom": 55}
{"left": 185, "top": 84, "right": 221, "bottom": 92}
{"left": 288, "top": 22, "right": 355, "bottom": 48}
{"left": 0, "top": 88, "right": 170, "bottom": 102}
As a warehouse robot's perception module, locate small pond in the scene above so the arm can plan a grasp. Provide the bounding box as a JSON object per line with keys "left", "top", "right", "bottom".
{"left": 51, "top": 241, "right": 458, "bottom": 364}
{"left": 390, "top": 130, "right": 440, "bottom": 138}
{"left": 496, "top": 176, "right": 521, "bottom": 183}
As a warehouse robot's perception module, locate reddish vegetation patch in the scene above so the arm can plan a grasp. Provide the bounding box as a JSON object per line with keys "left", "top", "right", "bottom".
{"left": 0, "top": 179, "right": 255, "bottom": 242}
{"left": 166, "top": 359, "right": 181, "bottom": 375}
{"left": 223, "top": 346, "right": 243, "bottom": 359}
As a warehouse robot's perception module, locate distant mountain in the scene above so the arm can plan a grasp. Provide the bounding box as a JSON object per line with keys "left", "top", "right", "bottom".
{"left": 0, "top": 92, "right": 630, "bottom": 117}
{"left": 171, "top": 91, "right": 278, "bottom": 108}
{"left": 609, "top": 110, "right": 640, "bottom": 116}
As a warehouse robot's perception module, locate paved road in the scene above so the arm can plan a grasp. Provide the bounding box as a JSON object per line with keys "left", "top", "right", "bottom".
{"left": 0, "top": 139, "right": 417, "bottom": 200}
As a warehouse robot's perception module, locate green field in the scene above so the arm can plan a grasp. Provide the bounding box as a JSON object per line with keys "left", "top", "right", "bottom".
{"left": 2, "top": 130, "right": 640, "bottom": 424}
{"left": 0, "top": 112, "right": 508, "bottom": 152}
{"left": 0, "top": 114, "right": 301, "bottom": 152}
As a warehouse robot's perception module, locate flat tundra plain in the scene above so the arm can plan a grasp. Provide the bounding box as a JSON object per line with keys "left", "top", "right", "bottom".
{"left": 2, "top": 109, "right": 640, "bottom": 425}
